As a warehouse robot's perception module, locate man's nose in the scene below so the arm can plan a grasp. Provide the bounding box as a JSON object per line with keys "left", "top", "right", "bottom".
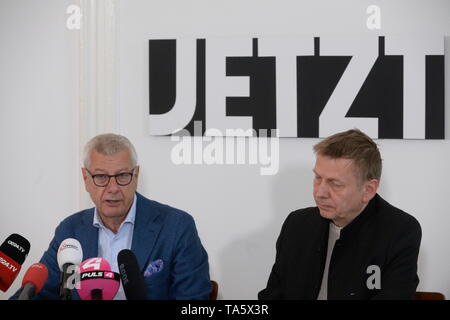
{"left": 314, "top": 180, "right": 329, "bottom": 198}
{"left": 105, "top": 176, "right": 120, "bottom": 192}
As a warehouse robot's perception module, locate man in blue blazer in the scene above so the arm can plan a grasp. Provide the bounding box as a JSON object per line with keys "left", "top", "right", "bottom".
{"left": 12, "top": 133, "right": 211, "bottom": 300}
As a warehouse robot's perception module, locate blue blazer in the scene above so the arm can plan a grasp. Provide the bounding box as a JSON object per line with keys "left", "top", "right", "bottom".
{"left": 17, "top": 192, "right": 211, "bottom": 300}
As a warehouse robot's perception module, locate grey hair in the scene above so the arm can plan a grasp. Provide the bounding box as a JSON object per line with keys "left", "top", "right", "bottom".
{"left": 83, "top": 133, "right": 138, "bottom": 169}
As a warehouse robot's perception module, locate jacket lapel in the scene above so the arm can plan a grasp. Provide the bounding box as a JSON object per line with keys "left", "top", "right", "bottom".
{"left": 131, "top": 193, "right": 163, "bottom": 271}
{"left": 78, "top": 208, "right": 99, "bottom": 260}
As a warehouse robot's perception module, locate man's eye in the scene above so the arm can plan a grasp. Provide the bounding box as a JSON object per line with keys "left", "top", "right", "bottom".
{"left": 96, "top": 174, "right": 108, "bottom": 179}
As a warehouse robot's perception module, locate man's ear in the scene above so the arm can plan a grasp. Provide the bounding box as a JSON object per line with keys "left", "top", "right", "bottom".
{"left": 363, "top": 179, "right": 379, "bottom": 203}
{"left": 82, "top": 168, "right": 88, "bottom": 181}
{"left": 134, "top": 166, "right": 140, "bottom": 178}
{"left": 81, "top": 168, "right": 90, "bottom": 191}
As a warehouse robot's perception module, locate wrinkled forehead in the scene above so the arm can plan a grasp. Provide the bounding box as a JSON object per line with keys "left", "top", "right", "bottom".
{"left": 314, "top": 155, "right": 361, "bottom": 182}
{"left": 87, "top": 150, "right": 134, "bottom": 171}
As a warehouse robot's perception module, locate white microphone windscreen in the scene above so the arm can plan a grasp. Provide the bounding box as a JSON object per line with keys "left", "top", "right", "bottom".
{"left": 57, "top": 238, "right": 83, "bottom": 271}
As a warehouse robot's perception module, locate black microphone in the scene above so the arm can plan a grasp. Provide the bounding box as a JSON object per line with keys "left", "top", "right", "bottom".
{"left": 0, "top": 233, "right": 31, "bottom": 292}
{"left": 117, "top": 249, "right": 147, "bottom": 300}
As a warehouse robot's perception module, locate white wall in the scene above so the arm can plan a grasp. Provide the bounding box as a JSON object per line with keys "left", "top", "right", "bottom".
{"left": 1, "top": 0, "right": 450, "bottom": 300}
{"left": 0, "top": 0, "right": 80, "bottom": 299}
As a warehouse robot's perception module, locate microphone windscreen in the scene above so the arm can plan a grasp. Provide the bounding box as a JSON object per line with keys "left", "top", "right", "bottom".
{"left": 57, "top": 238, "right": 83, "bottom": 271}
{"left": 21, "top": 263, "right": 48, "bottom": 293}
{"left": 117, "top": 249, "right": 147, "bottom": 300}
{"left": 0, "top": 234, "right": 31, "bottom": 264}
{"left": 0, "top": 251, "right": 21, "bottom": 292}
{"left": 0, "top": 233, "right": 30, "bottom": 292}
{"left": 76, "top": 257, "right": 120, "bottom": 300}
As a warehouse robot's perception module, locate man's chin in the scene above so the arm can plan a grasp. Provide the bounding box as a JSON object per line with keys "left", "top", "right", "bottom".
{"left": 100, "top": 207, "right": 127, "bottom": 219}
{"left": 318, "top": 207, "right": 337, "bottom": 220}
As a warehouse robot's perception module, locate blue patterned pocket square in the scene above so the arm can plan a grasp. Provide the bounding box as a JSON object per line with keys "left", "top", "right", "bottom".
{"left": 144, "top": 259, "right": 164, "bottom": 277}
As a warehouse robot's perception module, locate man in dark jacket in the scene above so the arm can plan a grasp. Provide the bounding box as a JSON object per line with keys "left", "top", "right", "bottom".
{"left": 259, "top": 129, "right": 421, "bottom": 300}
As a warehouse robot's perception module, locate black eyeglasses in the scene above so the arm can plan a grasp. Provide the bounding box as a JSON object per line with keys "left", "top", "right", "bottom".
{"left": 85, "top": 168, "right": 136, "bottom": 187}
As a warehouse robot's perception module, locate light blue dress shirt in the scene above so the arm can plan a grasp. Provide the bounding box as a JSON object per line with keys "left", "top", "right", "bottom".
{"left": 93, "top": 194, "right": 137, "bottom": 300}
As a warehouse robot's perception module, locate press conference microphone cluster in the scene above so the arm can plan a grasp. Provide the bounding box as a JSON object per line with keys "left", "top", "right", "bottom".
{"left": 17, "top": 263, "right": 48, "bottom": 300}
{"left": 54, "top": 241, "right": 147, "bottom": 300}
{"left": 0, "top": 233, "right": 31, "bottom": 292}
{"left": 57, "top": 238, "right": 83, "bottom": 300}
{"left": 117, "top": 249, "right": 148, "bottom": 300}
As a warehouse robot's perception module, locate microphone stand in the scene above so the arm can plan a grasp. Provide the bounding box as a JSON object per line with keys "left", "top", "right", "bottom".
{"left": 59, "top": 264, "right": 73, "bottom": 300}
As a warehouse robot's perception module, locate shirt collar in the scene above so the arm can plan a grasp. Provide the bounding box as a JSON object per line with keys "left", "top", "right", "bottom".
{"left": 93, "top": 193, "right": 137, "bottom": 230}
{"left": 339, "top": 193, "right": 378, "bottom": 240}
